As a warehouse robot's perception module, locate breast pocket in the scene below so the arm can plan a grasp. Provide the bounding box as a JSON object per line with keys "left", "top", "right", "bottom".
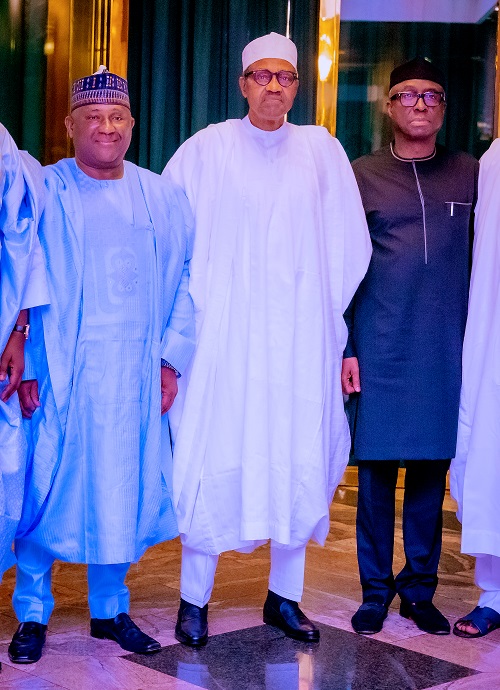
{"left": 440, "top": 201, "right": 473, "bottom": 253}
{"left": 445, "top": 201, "right": 473, "bottom": 220}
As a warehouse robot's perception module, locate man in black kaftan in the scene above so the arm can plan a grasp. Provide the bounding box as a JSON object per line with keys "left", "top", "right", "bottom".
{"left": 342, "top": 58, "right": 478, "bottom": 636}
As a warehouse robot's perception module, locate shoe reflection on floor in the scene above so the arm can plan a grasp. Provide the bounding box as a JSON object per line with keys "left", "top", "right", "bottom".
{"left": 126, "top": 622, "right": 476, "bottom": 690}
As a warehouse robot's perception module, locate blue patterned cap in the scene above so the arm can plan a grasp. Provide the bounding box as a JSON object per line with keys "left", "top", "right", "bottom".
{"left": 71, "top": 66, "right": 130, "bottom": 111}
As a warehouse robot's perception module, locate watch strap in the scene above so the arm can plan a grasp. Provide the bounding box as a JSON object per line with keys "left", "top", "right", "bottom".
{"left": 12, "top": 324, "right": 30, "bottom": 340}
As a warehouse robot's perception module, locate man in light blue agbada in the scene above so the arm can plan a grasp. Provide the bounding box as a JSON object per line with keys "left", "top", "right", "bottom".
{"left": 0, "top": 124, "right": 48, "bottom": 583}
{"left": 8, "top": 68, "right": 195, "bottom": 664}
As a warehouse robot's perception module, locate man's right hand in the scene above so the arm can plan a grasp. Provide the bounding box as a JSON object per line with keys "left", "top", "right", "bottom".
{"left": 341, "top": 357, "right": 361, "bottom": 395}
{"left": 0, "top": 328, "right": 25, "bottom": 402}
{"left": 18, "top": 379, "right": 41, "bottom": 418}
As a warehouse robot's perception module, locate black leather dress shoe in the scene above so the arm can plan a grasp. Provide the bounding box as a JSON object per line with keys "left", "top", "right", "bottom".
{"left": 351, "top": 601, "right": 388, "bottom": 634}
{"left": 8, "top": 622, "right": 47, "bottom": 664}
{"left": 400, "top": 600, "right": 450, "bottom": 635}
{"left": 175, "top": 599, "right": 208, "bottom": 647}
{"left": 263, "top": 590, "right": 319, "bottom": 642}
{"left": 90, "top": 613, "right": 161, "bottom": 653}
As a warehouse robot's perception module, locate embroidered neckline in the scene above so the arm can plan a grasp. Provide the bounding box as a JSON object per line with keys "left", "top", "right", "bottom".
{"left": 390, "top": 141, "right": 436, "bottom": 162}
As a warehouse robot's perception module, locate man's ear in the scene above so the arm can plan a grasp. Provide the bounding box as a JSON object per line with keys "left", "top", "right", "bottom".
{"left": 65, "top": 115, "right": 74, "bottom": 139}
{"left": 239, "top": 75, "right": 248, "bottom": 99}
{"left": 386, "top": 98, "right": 395, "bottom": 122}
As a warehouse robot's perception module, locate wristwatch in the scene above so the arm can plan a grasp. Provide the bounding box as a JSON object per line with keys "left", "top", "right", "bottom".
{"left": 12, "top": 324, "right": 30, "bottom": 340}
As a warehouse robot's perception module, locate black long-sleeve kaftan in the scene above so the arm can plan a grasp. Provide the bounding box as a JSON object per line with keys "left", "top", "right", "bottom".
{"left": 346, "top": 144, "right": 478, "bottom": 460}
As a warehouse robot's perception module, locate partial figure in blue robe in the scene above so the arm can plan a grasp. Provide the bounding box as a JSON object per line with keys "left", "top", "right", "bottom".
{"left": 7, "top": 68, "right": 195, "bottom": 665}
{"left": 0, "top": 125, "right": 48, "bottom": 581}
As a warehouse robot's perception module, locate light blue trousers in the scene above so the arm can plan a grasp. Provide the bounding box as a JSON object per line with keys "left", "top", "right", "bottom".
{"left": 13, "top": 538, "right": 130, "bottom": 624}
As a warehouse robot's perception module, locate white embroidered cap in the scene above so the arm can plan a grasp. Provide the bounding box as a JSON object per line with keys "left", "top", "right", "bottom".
{"left": 242, "top": 32, "right": 297, "bottom": 72}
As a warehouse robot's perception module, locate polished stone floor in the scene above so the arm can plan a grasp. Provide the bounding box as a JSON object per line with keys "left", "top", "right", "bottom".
{"left": 0, "top": 478, "right": 499, "bottom": 689}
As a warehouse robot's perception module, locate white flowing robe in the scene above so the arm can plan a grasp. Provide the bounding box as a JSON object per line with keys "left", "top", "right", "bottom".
{"left": 451, "top": 138, "right": 500, "bottom": 558}
{"left": 0, "top": 126, "right": 48, "bottom": 577}
{"left": 165, "top": 117, "right": 371, "bottom": 555}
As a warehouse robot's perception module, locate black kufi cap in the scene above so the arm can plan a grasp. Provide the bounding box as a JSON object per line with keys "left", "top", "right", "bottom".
{"left": 389, "top": 57, "right": 446, "bottom": 91}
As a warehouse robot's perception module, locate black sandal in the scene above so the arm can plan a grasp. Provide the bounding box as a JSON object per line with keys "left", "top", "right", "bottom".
{"left": 453, "top": 606, "right": 500, "bottom": 638}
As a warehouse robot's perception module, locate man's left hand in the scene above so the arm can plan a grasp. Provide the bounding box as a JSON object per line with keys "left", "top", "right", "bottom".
{"left": 161, "top": 366, "right": 178, "bottom": 415}
{"left": 0, "top": 331, "right": 25, "bottom": 402}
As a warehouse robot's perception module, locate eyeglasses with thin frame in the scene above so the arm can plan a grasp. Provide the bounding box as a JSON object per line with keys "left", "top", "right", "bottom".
{"left": 244, "top": 69, "right": 298, "bottom": 88}
{"left": 390, "top": 91, "right": 446, "bottom": 107}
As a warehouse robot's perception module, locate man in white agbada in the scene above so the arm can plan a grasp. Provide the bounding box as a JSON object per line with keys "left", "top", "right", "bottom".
{"left": 451, "top": 138, "right": 500, "bottom": 638}
{"left": 165, "top": 32, "right": 372, "bottom": 646}
{"left": 0, "top": 125, "right": 48, "bottom": 583}
{"left": 7, "top": 69, "right": 195, "bottom": 664}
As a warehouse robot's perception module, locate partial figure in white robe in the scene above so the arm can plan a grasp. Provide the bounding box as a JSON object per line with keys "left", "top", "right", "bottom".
{"left": 7, "top": 68, "right": 195, "bottom": 665}
{"left": 0, "top": 125, "right": 48, "bottom": 580}
{"left": 451, "top": 137, "right": 500, "bottom": 638}
{"left": 164, "top": 33, "right": 372, "bottom": 647}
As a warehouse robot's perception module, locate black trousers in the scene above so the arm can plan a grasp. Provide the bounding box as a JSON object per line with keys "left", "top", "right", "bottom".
{"left": 356, "top": 459, "right": 450, "bottom": 605}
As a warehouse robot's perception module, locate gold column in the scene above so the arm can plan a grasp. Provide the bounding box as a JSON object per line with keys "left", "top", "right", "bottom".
{"left": 44, "top": 0, "right": 129, "bottom": 163}
{"left": 109, "top": 0, "right": 128, "bottom": 78}
{"left": 316, "top": 0, "right": 341, "bottom": 136}
{"left": 70, "top": 0, "right": 128, "bottom": 92}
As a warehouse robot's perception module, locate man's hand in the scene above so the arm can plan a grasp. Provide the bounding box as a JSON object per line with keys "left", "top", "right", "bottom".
{"left": 341, "top": 356, "right": 361, "bottom": 395}
{"left": 18, "top": 379, "right": 40, "bottom": 418}
{"left": 161, "top": 366, "right": 178, "bottom": 415}
{"left": 0, "top": 331, "right": 26, "bottom": 402}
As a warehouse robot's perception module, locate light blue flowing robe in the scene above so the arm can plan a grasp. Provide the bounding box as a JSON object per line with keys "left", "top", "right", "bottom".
{"left": 17, "top": 159, "right": 195, "bottom": 564}
{"left": 0, "top": 127, "right": 45, "bottom": 578}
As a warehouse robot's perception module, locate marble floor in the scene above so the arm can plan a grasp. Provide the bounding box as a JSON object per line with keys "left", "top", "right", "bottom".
{"left": 0, "top": 478, "right": 499, "bottom": 689}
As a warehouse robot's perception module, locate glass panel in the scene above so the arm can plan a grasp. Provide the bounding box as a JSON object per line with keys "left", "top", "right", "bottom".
{"left": 336, "top": 11, "right": 497, "bottom": 161}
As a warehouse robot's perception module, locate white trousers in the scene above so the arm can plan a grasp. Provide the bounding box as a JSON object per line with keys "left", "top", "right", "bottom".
{"left": 476, "top": 554, "right": 500, "bottom": 614}
{"left": 181, "top": 543, "right": 307, "bottom": 607}
{"left": 13, "top": 538, "right": 130, "bottom": 624}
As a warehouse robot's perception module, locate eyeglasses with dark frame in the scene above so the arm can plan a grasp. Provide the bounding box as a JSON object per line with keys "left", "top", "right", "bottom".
{"left": 244, "top": 69, "right": 298, "bottom": 88}
{"left": 390, "top": 91, "right": 446, "bottom": 107}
